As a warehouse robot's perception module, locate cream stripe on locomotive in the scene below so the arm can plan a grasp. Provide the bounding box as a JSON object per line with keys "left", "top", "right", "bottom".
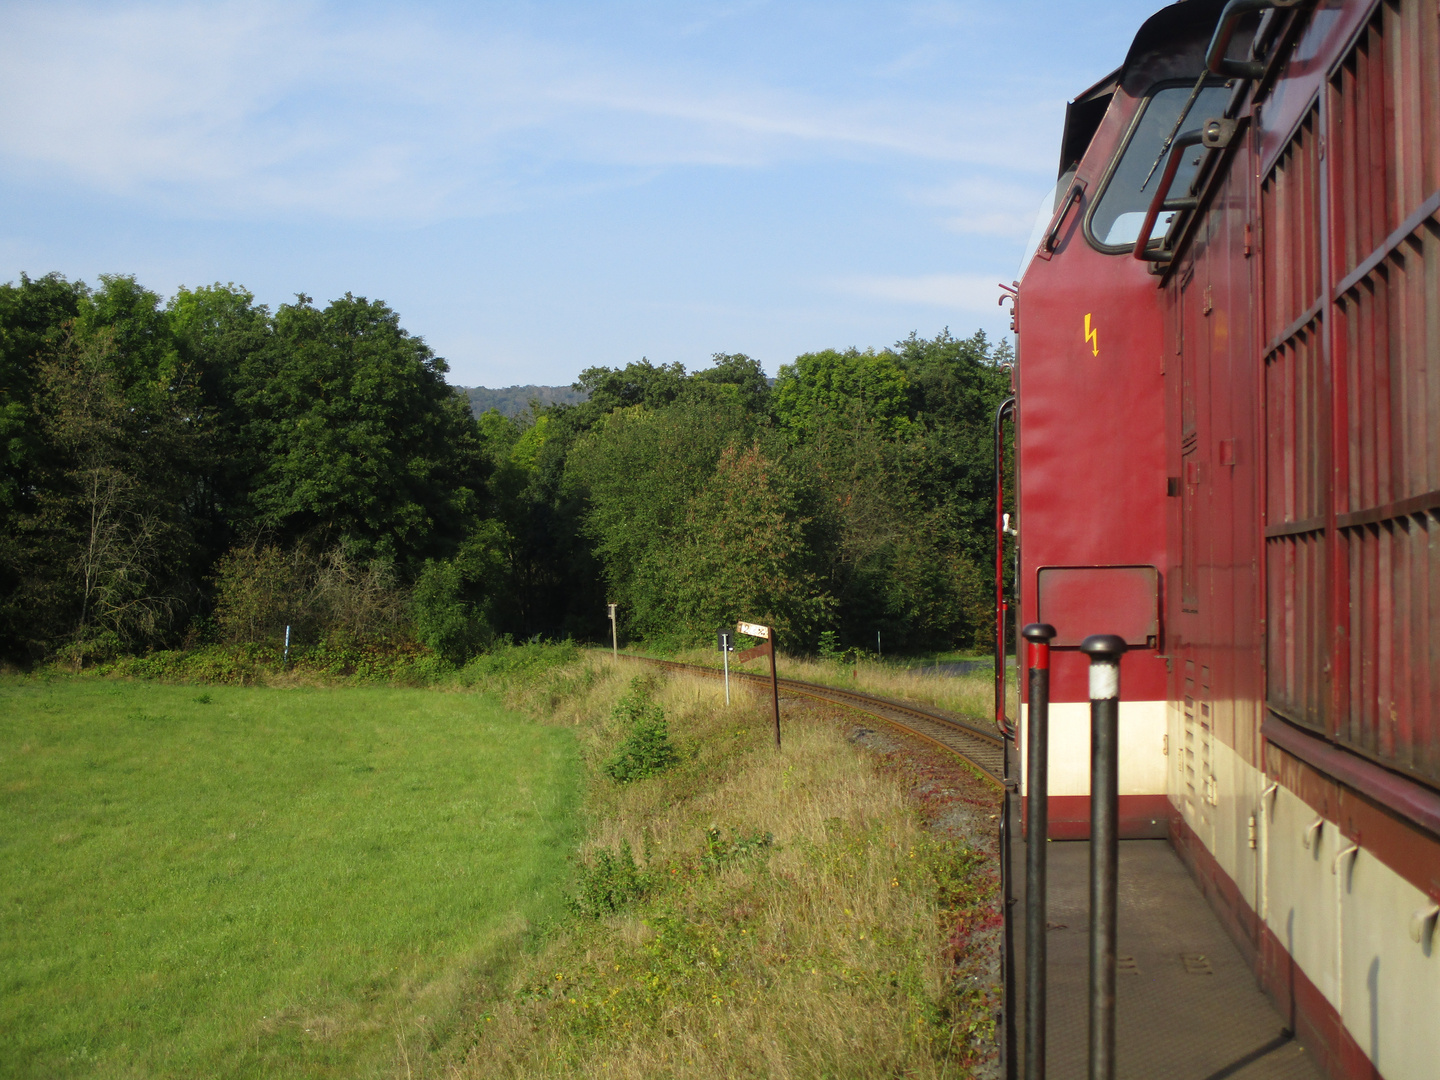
{"left": 1170, "top": 724, "right": 1440, "bottom": 1080}
{"left": 1017, "top": 700, "right": 1167, "bottom": 798}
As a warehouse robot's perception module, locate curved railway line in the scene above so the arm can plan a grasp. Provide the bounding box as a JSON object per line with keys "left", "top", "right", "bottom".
{"left": 619, "top": 653, "right": 1006, "bottom": 786}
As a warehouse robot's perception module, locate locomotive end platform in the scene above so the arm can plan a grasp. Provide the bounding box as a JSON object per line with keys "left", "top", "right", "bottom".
{"left": 1010, "top": 820, "right": 1325, "bottom": 1080}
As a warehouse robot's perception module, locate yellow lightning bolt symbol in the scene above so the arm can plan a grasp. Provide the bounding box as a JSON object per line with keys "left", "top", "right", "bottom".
{"left": 1084, "top": 313, "right": 1099, "bottom": 357}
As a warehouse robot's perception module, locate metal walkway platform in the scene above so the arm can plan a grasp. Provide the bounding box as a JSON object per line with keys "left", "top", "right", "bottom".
{"left": 1010, "top": 824, "right": 1325, "bottom": 1080}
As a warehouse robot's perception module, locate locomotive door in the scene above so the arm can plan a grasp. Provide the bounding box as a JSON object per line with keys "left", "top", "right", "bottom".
{"left": 1176, "top": 263, "right": 1215, "bottom": 845}
{"left": 1179, "top": 266, "right": 1202, "bottom": 616}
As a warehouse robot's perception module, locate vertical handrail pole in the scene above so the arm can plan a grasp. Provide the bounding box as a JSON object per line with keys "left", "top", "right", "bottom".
{"left": 994, "top": 396, "right": 1017, "bottom": 737}
{"left": 993, "top": 395, "right": 1017, "bottom": 1080}
{"left": 999, "top": 778, "right": 1015, "bottom": 1080}
{"left": 1022, "top": 623, "right": 1057, "bottom": 1080}
{"left": 1080, "top": 634, "right": 1127, "bottom": 1080}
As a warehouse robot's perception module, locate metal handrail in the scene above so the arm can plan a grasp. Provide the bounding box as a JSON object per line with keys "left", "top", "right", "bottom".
{"left": 1131, "top": 129, "right": 1206, "bottom": 262}
{"left": 1037, "top": 180, "right": 1085, "bottom": 260}
{"left": 1206, "top": 0, "right": 1305, "bottom": 80}
{"left": 994, "top": 396, "right": 1018, "bottom": 739}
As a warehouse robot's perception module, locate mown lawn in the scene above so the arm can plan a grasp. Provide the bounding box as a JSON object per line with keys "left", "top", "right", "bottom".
{"left": 0, "top": 679, "right": 580, "bottom": 1079}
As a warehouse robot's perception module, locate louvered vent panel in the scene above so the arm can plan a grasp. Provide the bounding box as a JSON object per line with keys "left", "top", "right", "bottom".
{"left": 1261, "top": 109, "right": 1322, "bottom": 342}
{"left": 1262, "top": 107, "right": 1328, "bottom": 732}
{"left": 1321, "top": 0, "right": 1440, "bottom": 786}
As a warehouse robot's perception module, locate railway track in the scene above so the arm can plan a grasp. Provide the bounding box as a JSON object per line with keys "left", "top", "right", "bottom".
{"left": 618, "top": 654, "right": 1007, "bottom": 786}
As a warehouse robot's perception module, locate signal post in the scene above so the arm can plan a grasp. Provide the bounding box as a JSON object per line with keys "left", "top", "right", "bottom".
{"left": 735, "top": 621, "right": 781, "bottom": 747}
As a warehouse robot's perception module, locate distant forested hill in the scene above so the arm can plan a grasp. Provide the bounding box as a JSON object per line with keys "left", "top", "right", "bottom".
{"left": 460, "top": 384, "right": 587, "bottom": 417}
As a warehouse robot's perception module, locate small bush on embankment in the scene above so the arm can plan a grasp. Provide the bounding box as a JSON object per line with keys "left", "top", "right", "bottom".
{"left": 449, "top": 650, "right": 997, "bottom": 1079}
{"left": 603, "top": 677, "right": 681, "bottom": 783}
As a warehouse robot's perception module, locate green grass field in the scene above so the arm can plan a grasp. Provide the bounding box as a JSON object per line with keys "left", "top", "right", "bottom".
{"left": 0, "top": 679, "right": 581, "bottom": 1079}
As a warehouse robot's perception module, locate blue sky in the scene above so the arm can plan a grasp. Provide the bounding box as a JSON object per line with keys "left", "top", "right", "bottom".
{"left": 0, "top": 0, "right": 1167, "bottom": 386}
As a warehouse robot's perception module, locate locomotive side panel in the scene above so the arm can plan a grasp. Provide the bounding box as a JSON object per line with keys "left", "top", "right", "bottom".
{"left": 1159, "top": 2, "right": 1440, "bottom": 1077}
{"left": 1165, "top": 146, "right": 1267, "bottom": 940}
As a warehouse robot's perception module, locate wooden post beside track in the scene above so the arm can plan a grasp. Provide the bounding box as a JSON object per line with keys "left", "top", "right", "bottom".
{"left": 736, "top": 621, "right": 780, "bottom": 747}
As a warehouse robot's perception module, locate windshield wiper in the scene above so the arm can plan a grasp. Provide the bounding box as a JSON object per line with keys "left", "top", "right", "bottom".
{"left": 1140, "top": 72, "right": 1208, "bottom": 192}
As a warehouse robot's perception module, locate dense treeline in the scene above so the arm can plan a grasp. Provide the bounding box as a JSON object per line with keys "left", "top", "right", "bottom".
{"left": 0, "top": 271, "right": 1010, "bottom": 667}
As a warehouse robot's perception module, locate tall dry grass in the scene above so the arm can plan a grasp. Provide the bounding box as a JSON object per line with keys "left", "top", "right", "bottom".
{"left": 651, "top": 645, "right": 1017, "bottom": 723}
{"left": 448, "top": 652, "right": 996, "bottom": 1079}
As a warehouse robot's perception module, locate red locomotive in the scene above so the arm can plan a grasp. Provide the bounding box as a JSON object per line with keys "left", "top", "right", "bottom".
{"left": 1006, "top": 1, "right": 1439, "bottom": 1077}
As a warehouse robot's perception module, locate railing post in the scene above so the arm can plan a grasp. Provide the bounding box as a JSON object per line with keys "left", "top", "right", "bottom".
{"left": 993, "top": 394, "right": 1018, "bottom": 1080}
{"left": 1000, "top": 767, "right": 1017, "bottom": 1080}
{"left": 1022, "top": 622, "right": 1056, "bottom": 1080}
{"left": 1080, "top": 633, "right": 1127, "bottom": 1080}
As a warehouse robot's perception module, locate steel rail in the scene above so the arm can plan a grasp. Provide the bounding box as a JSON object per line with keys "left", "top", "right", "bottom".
{"left": 617, "top": 653, "right": 1006, "bottom": 785}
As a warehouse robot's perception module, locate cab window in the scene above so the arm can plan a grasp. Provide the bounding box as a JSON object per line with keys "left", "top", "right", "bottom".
{"left": 1086, "top": 83, "right": 1231, "bottom": 251}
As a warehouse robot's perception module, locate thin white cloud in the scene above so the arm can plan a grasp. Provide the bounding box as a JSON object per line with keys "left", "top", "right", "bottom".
{"left": 831, "top": 273, "right": 1006, "bottom": 312}
{"left": 910, "top": 165, "right": 1061, "bottom": 239}
{"left": 0, "top": 0, "right": 1044, "bottom": 222}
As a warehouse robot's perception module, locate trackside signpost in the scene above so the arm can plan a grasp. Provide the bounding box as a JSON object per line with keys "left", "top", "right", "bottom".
{"left": 735, "top": 621, "right": 781, "bottom": 747}
{"left": 716, "top": 628, "right": 734, "bottom": 705}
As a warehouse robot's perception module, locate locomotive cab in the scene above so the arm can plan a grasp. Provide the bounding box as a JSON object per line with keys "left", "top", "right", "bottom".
{"left": 1012, "top": 0, "right": 1241, "bottom": 839}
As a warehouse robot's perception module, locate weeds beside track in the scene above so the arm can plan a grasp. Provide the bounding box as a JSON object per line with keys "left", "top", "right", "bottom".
{"left": 615, "top": 653, "right": 1006, "bottom": 785}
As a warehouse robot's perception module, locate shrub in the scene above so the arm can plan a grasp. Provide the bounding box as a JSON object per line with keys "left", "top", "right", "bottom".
{"left": 700, "top": 825, "right": 774, "bottom": 873}
{"left": 603, "top": 677, "right": 679, "bottom": 783}
{"left": 412, "top": 559, "right": 489, "bottom": 664}
{"left": 212, "top": 545, "right": 307, "bottom": 645}
{"left": 568, "top": 840, "right": 653, "bottom": 918}
{"left": 212, "top": 542, "right": 412, "bottom": 649}
{"left": 457, "top": 640, "right": 579, "bottom": 682}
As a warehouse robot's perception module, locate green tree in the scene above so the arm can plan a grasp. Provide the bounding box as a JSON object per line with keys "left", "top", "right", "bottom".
{"left": 239, "top": 294, "right": 481, "bottom": 566}
{"left": 563, "top": 397, "right": 757, "bottom": 639}
{"left": 771, "top": 348, "right": 911, "bottom": 440}
{"left": 412, "top": 558, "right": 490, "bottom": 663}
{"left": 661, "top": 442, "right": 834, "bottom": 644}
{"left": 472, "top": 407, "right": 599, "bottom": 639}
{"left": 888, "top": 328, "right": 1013, "bottom": 576}
{"left": 0, "top": 273, "right": 88, "bottom": 516}
{"left": 168, "top": 283, "right": 275, "bottom": 555}
{"left": 574, "top": 358, "right": 686, "bottom": 415}
{"left": 689, "top": 352, "right": 771, "bottom": 413}
{"left": 3, "top": 327, "right": 201, "bottom": 661}
{"left": 75, "top": 275, "right": 179, "bottom": 390}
